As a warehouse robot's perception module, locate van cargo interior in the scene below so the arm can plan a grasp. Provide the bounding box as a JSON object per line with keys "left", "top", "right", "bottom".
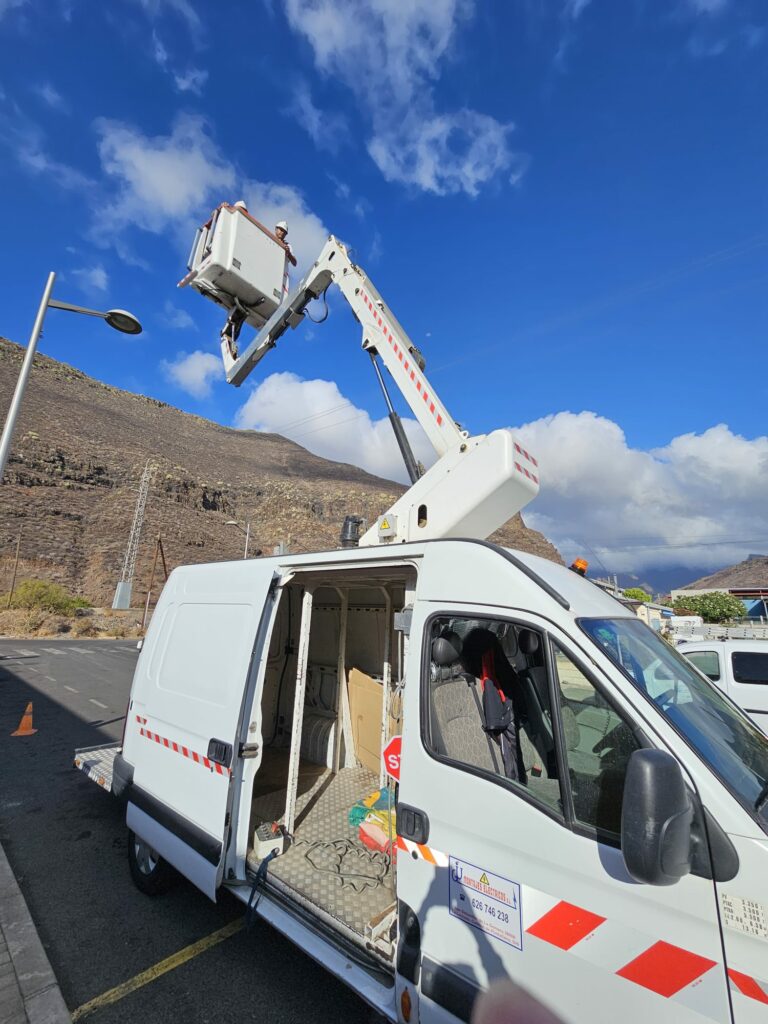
{"left": 246, "top": 570, "right": 413, "bottom": 962}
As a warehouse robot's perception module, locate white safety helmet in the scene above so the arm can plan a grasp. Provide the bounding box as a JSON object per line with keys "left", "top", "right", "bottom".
{"left": 233, "top": 200, "right": 247, "bottom": 210}
{"left": 275, "top": 220, "right": 288, "bottom": 234}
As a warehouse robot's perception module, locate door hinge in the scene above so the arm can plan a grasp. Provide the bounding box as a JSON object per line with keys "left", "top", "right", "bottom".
{"left": 394, "top": 606, "right": 413, "bottom": 636}
{"left": 239, "top": 742, "right": 260, "bottom": 759}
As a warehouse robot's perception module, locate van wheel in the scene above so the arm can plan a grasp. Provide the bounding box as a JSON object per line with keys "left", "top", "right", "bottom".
{"left": 128, "top": 830, "right": 176, "bottom": 895}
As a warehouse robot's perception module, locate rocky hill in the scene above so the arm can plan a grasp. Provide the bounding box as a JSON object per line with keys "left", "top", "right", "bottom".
{"left": 0, "top": 338, "right": 561, "bottom": 606}
{"left": 681, "top": 555, "right": 768, "bottom": 591}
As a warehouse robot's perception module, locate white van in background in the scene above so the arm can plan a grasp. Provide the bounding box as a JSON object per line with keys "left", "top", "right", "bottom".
{"left": 75, "top": 541, "right": 768, "bottom": 1023}
{"left": 679, "top": 640, "right": 768, "bottom": 734}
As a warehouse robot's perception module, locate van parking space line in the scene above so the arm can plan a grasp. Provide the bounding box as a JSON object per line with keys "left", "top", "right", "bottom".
{"left": 69, "top": 918, "right": 244, "bottom": 1021}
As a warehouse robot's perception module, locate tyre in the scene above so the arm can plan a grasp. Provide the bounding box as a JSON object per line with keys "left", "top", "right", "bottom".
{"left": 127, "top": 829, "right": 177, "bottom": 895}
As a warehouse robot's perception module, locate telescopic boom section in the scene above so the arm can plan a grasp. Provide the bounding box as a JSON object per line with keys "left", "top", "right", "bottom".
{"left": 224, "top": 236, "right": 464, "bottom": 458}
{"left": 203, "top": 233, "right": 540, "bottom": 546}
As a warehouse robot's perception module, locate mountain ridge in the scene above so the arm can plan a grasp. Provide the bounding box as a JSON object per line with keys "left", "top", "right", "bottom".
{"left": 0, "top": 337, "right": 562, "bottom": 606}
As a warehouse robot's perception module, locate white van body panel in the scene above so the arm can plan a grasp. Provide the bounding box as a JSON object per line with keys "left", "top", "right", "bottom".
{"left": 123, "top": 558, "right": 282, "bottom": 898}
{"left": 126, "top": 803, "right": 214, "bottom": 895}
{"left": 114, "top": 541, "right": 768, "bottom": 1021}
{"left": 679, "top": 640, "right": 768, "bottom": 735}
{"left": 399, "top": 549, "right": 732, "bottom": 1024}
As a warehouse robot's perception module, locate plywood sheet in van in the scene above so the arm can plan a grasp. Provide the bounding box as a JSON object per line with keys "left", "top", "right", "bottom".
{"left": 348, "top": 669, "right": 398, "bottom": 775}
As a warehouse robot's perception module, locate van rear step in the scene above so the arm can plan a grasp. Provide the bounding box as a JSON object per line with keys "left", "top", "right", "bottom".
{"left": 74, "top": 742, "right": 121, "bottom": 792}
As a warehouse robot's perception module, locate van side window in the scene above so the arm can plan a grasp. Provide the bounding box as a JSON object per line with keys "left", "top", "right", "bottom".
{"left": 686, "top": 651, "right": 721, "bottom": 682}
{"left": 552, "top": 644, "right": 640, "bottom": 840}
{"left": 732, "top": 652, "right": 768, "bottom": 686}
{"left": 425, "top": 617, "right": 563, "bottom": 816}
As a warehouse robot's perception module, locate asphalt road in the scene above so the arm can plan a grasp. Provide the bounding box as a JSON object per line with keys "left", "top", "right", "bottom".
{"left": 0, "top": 639, "right": 370, "bottom": 1023}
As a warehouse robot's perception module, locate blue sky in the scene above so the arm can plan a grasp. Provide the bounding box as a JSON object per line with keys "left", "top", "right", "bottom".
{"left": 1, "top": 0, "right": 766, "bottom": 577}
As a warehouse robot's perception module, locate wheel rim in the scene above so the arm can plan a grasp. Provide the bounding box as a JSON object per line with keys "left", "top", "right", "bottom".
{"left": 134, "top": 838, "right": 159, "bottom": 875}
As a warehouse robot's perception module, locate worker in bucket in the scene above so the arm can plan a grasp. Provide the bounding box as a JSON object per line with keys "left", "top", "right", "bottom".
{"left": 275, "top": 220, "right": 297, "bottom": 297}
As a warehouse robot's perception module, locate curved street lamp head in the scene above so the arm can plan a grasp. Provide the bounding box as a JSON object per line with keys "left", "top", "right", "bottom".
{"left": 105, "top": 309, "right": 143, "bottom": 335}
{"left": 225, "top": 520, "right": 239, "bottom": 527}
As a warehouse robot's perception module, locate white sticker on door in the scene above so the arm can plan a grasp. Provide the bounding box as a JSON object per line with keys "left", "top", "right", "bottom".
{"left": 720, "top": 893, "right": 768, "bottom": 941}
{"left": 449, "top": 856, "right": 522, "bottom": 950}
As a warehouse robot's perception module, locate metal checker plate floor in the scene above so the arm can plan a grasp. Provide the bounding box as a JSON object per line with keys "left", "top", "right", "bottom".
{"left": 250, "top": 759, "right": 396, "bottom": 939}
{"left": 73, "top": 742, "right": 120, "bottom": 791}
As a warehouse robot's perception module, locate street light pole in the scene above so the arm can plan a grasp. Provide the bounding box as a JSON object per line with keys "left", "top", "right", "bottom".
{"left": 0, "top": 272, "right": 56, "bottom": 483}
{"left": 225, "top": 519, "right": 251, "bottom": 559}
{"left": 0, "top": 273, "right": 142, "bottom": 485}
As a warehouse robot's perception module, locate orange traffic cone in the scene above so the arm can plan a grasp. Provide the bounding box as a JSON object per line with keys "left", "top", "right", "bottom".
{"left": 11, "top": 702, "right": 37, "bottom": 736}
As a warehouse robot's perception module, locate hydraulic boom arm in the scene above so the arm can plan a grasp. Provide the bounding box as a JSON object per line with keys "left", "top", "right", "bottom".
{"left": 223, "top": 236, "right": 464, "bottom": 458}
{"left": 210, "top": 234, "right": 540, "bottom": 546}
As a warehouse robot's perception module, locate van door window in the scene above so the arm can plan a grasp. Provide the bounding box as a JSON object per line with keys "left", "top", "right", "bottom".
{"left": 732, "top": 652, "right": 768, "bottom": 686}
{"left": 686, "top": 650, "right": 721, "bottom": 682}
{"left": 551, "top": 643, "right": 640, "bottom": 840}
{"left": 425, "top": 616, "right": 563, "bottom": 817}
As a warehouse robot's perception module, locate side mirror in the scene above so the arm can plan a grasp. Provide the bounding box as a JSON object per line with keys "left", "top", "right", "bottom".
{"left": 621, "top": 749, "right": 693, "bottom": 886}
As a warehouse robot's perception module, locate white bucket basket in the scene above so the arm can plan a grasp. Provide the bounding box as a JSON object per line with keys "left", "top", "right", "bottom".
{"left": 183, "top": 204, "right": 287, "bottom": 329}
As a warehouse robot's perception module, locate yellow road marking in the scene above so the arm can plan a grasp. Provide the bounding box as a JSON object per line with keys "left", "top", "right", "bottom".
{"left": 70, "top": 917, "right": 244, "bottom": 1021}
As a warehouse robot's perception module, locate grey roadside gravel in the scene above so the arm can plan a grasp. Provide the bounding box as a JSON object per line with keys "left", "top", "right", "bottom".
{"left": 0, "top": 840, "right": 71, "bottom": 1024}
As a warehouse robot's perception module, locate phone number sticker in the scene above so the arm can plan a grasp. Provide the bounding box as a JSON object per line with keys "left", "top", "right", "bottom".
{"left": 449, "top": 856, "right": 522, "bottom": 950}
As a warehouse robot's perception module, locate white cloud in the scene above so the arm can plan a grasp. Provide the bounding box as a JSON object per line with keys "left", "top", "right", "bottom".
{"left": 235, "top": 371, "right": 435, "bottom": 483}
{"left": 72, "top": 264, "right": 109, "bottom": 292}
{"left": 0, "top": 106, "right": 91, "bottom": 190}
{"left": 369, "top": 109, "right": 521, "bottom": 197}
{"left": 173, "top": 67, "right": 208, "bottom": 94}
{"left": 686, "top": 0, "right": 728, "bottom": 13}
{"left": 283, "top": 0, "right": 524, "bottom": 197}
{"left": 94, "top": 113, "right": 236, "bottom": 235}
{"left": 0, "top": 0, "right": 25, "bottom": 19}
{"left": 133, "top": 0, "right": 201, "bottom": 36}
{"left": 146, "top": 17, "right": 208, "bottom": 92}
{"left": 152, "top": 30, "right": 169, "bottom": 67}
{"left": 149, "top": 31, "right": 207, "bottom": 94}
{"left": 289, "top": 81, "right": 347, "bottom": 153}
{"left": 34, "top": 83, "right": 69, "bottom": 112}
{"left": 160, "top": 300, "right": 196, "bottom": 330}
{"left": 161, "top": 350, "right": 220, "bottom": 397}
{"left": 513, "top": 411, "right": 768, "bottom": 573}
{"left": 93, "top": 114, "right": 328, "bottom": 273}
{"left": 328, "top": 173, "right": 370, "bottom": 220}
{"left": 369, "top": 230, "right": 382, "bottom": 263}
{"left": 563, "top": 0, "right": 592, "bottom": 17}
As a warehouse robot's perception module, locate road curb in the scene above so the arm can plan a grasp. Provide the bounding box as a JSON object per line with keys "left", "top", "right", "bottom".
{"left": 0, "top": 839, "right": 71, "bottom": 1024}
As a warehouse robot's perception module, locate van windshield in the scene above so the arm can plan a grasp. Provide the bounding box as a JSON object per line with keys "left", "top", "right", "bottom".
{"left": 579, "top": 617, "right": 768, "bottom": 832}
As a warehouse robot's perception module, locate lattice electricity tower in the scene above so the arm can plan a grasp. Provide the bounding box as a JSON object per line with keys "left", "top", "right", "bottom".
{"left": 112, "top": 459, "right": 157, "bottom": 610}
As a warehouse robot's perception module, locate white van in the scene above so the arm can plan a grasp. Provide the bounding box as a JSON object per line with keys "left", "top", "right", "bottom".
{"left": 679, "top": 640, "right": 768, "bottom": 735}
{"left": 76, "top": 541, "right": 768, "bottom": 1023}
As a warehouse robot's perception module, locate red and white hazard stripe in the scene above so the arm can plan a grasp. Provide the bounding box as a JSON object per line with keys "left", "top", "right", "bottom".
{"left": 360, "top": 290, "right": 445, "bottom": 431}
{"left": 395, "top": 835, "right": 449, "bottom": 867}
{"left": 523, "top": 893, "right": 766, "bottom": 1015}
{"left": 728, "top": 968, "right": 768, "bottom": 1006}
{"left": 135, "top": 715, "right": 231, "bottom": 777}
{"left": 513, "top": 442, "right": 539, "bottom": 486}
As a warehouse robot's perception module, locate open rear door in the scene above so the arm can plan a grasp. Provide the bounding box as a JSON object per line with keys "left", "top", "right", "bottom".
{"left": 126, "top": 559, "right": 282, "bottom": 900}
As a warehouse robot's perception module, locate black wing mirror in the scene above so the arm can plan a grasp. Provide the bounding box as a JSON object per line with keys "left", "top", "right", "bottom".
{"left": 621, "top": 749, "right": 693, "bottom": 886}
